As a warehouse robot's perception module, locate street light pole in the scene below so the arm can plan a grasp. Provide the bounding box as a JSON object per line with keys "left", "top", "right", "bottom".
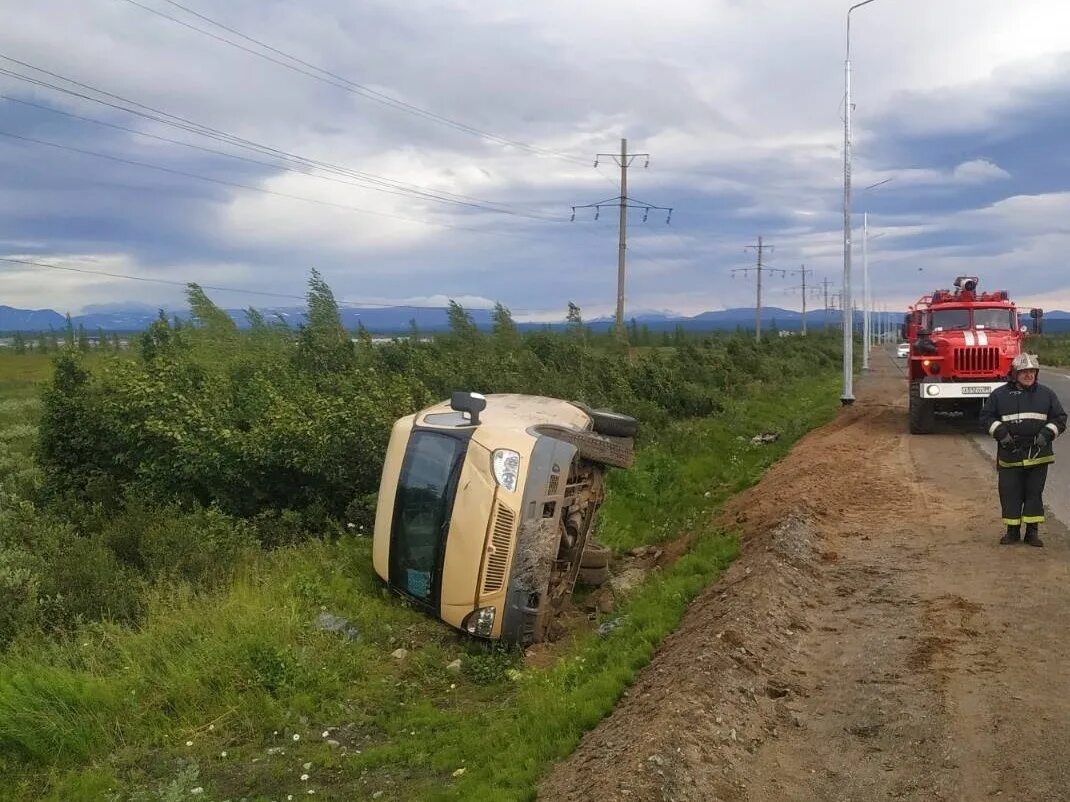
{"left": 842, "top": 0, "right": 881, "bottom": 404}
{"left": 862, "top": 212, "right": 870, "bottom": 370}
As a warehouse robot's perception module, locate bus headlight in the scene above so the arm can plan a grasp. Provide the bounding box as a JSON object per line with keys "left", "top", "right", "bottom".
{"left": 492, "top": 450, "right": 521, "bottom": 492}
{"left": 462, "top": 606, "right": 496, "bottom": 637}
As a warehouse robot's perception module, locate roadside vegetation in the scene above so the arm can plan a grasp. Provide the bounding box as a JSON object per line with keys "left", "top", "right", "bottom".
{"left": 0, "top": 274, "right": 841, "bottom": 801}
{"left": 1032, "top": 333, "right": 1070, "bottom": 367}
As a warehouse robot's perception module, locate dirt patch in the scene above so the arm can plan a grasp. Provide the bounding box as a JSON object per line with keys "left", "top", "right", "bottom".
{"left": 540, "top": 354, "right": 1070, "bottom": 802}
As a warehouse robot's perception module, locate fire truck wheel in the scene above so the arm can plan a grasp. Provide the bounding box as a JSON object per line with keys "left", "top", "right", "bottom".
{"left": 909, "top": 385, "right": 936, "bottom": 434}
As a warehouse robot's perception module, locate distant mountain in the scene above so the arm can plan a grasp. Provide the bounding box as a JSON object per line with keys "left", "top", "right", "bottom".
{"left": 0, "top": 305, "right": 66, "bottom": 331}
{"left": 0, "top": 302, "right": 910, "bottom": 334}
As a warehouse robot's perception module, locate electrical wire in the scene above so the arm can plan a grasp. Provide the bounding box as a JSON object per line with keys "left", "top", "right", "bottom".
{"left": 118, "top": 0, "right": 591, "bottom": 167}
{"left": 0, "top": 58, "right": 568, "bottom": 221}
{"left": 0, "top": 93, "right": 565, "bottom": 222}
{"left": 0, "top": 255, "right": 307, "bottom": 300}
{"left": 0, "top": 129, "right": 580, "bottom": 243}
{"left": 0, "top": 255, "right": 608, "bottom": 314}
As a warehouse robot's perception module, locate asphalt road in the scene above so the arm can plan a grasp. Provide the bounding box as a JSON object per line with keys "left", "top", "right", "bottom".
{"left": 971, "top": 365, "right": 1070, "bottom": 528}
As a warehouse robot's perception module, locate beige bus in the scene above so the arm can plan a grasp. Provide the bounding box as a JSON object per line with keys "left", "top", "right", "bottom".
{"left": 372, "top": 391, "right": 636, "bottom": 644}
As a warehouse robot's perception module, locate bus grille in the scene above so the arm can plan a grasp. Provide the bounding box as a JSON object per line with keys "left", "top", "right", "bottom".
{"left": 482, "top": 504, "right": 516, "bottom": 594}
{"left": 953, "top": 346, "right": 1000, "bottom": 374}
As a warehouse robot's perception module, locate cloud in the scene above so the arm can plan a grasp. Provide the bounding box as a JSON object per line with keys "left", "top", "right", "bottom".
{"left": 2, "top": 0, "right": 1070, "bottom": 315}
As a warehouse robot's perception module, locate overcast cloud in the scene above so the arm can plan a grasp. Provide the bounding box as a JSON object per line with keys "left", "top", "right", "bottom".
{"left": 2, "top": 0, "right": 1070, "bottom": 318}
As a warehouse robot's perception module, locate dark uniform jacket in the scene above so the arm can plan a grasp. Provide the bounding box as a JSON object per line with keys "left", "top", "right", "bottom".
{"left": 980, "top": 379, "right": 1068, "bottom": 467}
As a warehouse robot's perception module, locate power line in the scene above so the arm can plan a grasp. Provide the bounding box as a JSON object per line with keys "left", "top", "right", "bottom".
{"left": 0, "top": 128, "right": 566, "bottom": 242}
{"left": 0, "top": 92, "right": 564, "bottom": 222}
{"left": 0, "top": 58, "right": 566, "bottom": 220}
{"left": 0, "top": 255, "right": 307, "bottom": 300}
{"left": 0, "top": 254, "right": 611, "bottom": 315}
{"left": 117, "top": 0, "right": 591, "bottom": 167}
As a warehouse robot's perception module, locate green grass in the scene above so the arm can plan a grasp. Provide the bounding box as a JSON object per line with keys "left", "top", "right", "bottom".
{"left": 1033, "top": 334, "right": 1070, "bottom": 368}
{"left": 0, "top": 354, "right": 839, "bottom": 801}
{"left": 0, "top": 353, "right": 53, "bottom": 500}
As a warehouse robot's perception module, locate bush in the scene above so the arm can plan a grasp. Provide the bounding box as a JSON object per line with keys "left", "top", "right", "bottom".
{"left": 20, "top": 274, "right": 844, "bottom": 643}
{"left": 0, "top": 548, "right": 39, "bottom": 648}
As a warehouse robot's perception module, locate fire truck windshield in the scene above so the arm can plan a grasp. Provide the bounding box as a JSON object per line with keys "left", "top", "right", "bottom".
{"left": 930, "top": 309, "right": 970, "bottom": 330}
{"left": 973, "top": 308, "right": 1016, "bottom": 330}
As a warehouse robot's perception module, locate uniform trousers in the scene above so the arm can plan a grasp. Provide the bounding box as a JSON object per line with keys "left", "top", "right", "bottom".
{"left": 997, "top": 464, "right": 1048, "bottom": 526}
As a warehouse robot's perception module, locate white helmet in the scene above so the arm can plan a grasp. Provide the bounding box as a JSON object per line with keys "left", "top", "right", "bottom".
{"left": 1011, "top": 353, "right": 1040, "bottom": 374}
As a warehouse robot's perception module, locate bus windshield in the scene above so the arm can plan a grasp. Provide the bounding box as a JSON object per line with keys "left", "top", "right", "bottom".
{"left": 389, "top": 430, "right": 467, "bottom": 603}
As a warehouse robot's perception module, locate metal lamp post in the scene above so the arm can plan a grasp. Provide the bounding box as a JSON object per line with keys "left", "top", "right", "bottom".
{"left": 860, "top": 177, "right": 893, "bottom": 371}
{"left": 841, "top": 0, "right": 882, "bottom": 404}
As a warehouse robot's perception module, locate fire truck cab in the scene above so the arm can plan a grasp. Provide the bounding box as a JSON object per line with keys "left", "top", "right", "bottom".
{"left": 902, "top": 276, "right": 1028, "bottom": 434}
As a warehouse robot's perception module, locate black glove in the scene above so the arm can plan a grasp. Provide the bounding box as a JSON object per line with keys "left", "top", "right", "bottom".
{"left": 1034, "top": 429, "right": 1053, "bottom": 449}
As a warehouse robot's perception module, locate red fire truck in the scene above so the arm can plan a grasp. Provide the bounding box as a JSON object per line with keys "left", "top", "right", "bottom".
{"left": 902, "top": 276, "right": 1030, "bottom": 434}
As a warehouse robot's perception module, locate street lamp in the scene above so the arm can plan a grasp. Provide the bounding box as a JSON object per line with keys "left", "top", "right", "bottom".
{"left": 860, "top": 177, "right": 893, "bottom": 371}
{"left": 841, "top": 0, "right": 883, "bottom": 405}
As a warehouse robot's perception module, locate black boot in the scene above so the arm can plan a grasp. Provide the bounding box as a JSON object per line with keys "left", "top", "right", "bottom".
{"left": 1000, "top": 525, "right": 1021, "bottom": 545}
{"left": 1024, "top": 524, "right": 1044, "bottom": 548}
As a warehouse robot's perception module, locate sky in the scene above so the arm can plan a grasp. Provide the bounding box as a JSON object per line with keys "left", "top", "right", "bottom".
{"left": 2, "top": 0, "right": 1070, "bottom": 320}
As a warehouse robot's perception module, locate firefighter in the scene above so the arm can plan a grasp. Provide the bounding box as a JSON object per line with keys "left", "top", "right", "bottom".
{"left": 980, "top": 353, "right": 1067, "bottom": 546}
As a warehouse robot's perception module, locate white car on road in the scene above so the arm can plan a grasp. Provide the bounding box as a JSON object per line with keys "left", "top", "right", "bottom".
{"left": 896, "top": 343, "right": 910, "bottom": 358}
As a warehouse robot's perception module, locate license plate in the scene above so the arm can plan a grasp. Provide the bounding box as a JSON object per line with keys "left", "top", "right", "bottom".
{"left": 961, "top": 386, "right": 989, "bottom": 395}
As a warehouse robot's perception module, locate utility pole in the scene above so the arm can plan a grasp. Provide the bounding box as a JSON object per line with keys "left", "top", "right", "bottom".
{"left": 571, "top": 138, "right": 672, "bottom": 340}
{"left": 821, "top": 277, "right": 834, "bottom": 331}
{"left": 784, "top": 265, "right": 817, "bottom": 335}
{"left": 732, "top": 237, "right": 779, "bottom": 342}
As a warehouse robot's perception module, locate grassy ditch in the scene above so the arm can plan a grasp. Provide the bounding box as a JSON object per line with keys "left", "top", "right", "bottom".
{"left": 1, "top": 365, "right": 838, "bottom": 802}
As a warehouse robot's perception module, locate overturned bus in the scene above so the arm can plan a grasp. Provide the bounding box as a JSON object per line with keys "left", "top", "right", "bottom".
{"left": 372, "top": 392, "right": 636, "bottom": 645}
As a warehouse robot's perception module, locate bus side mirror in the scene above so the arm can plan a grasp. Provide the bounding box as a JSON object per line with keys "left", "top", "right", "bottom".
{"left": 450, "top": 391, "right": 487, "bottom": 425}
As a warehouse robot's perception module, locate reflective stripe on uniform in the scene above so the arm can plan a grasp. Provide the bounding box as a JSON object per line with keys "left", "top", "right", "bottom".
{"left": 1001, "top": 412, "right": 1050, "bottom": 422}
{"left": 998, "top": 455, "right": 1056, "bottom": 468}
{"left": 1046, "top": 422, "right": 1061, "bottom": 437}
{"left": 1022, "top": 515, "right": 1045, "bottom": 524}
{"left": 988, "top": 420, "right": 1002, "bottom": 436}
{"left": 1002, "top": 517, "right": 1022, "bottom": 526}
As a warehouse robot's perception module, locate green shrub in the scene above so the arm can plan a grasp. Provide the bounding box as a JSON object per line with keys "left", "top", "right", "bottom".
{"left": 0, "top": 548, "right": 39, "bottom": 647}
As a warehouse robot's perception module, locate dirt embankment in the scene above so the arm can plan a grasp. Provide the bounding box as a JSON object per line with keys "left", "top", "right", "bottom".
{"left": 539, "top": 355, "right": 1070, "bottom": 802}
